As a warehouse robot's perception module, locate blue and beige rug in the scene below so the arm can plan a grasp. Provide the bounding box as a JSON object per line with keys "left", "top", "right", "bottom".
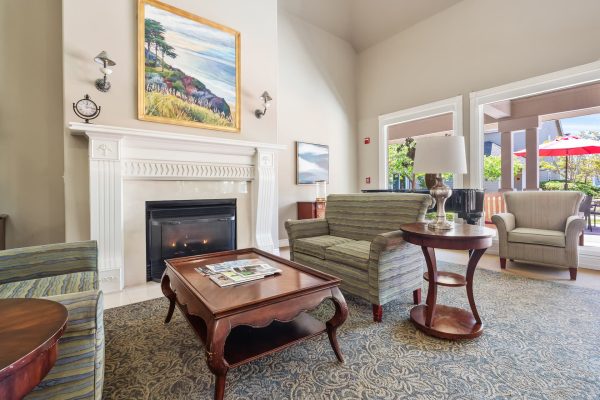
{"left": 104, "top": 263, "right": 600, "bottom": 399}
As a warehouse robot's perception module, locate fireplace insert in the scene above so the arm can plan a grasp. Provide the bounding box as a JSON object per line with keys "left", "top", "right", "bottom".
{"left": 146, "top": 199, "right": 237, "bottom": 282}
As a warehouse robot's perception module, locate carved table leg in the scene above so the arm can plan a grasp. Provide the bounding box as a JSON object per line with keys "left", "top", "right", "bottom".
{"left": 206, "top": 319, "right": 230, "bottom": 400}
{"left": 466, "top": 248, "right": 486, "bottom": 325}
{"left": 326, "top": 287, "right": 348, "bottom": 362}
{"left": 161, "top": 273, "right": 176, "bottom": 324}
{"left": 422, "top": 247, "right": 437, "bottom": 327}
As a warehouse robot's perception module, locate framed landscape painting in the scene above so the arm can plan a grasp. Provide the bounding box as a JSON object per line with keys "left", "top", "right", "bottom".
{"left": 296, "top": 142, "right": 329, "bottom": 184}
{"left": 138, "top": 0, "right": 241, "bottom": 132}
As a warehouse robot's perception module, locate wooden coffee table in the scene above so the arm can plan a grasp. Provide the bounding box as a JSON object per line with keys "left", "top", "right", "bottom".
{"left": 161, "top": 248, "right": 348, "bottom": 400}
{"left": 0, "top": 298, "right": 68, "bottom": 400}
{"left": 400, "top": 222, "right": 495, "bottom": 340}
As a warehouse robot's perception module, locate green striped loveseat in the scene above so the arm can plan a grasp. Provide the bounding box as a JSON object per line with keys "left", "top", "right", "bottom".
{"left": 0, "top": 241, "right": 104, "bottom": 399}
{"left": 286, "top": 193, "right": 432, "bottom": 322}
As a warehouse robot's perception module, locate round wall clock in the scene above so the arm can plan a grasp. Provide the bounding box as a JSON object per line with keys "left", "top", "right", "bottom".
{"left": 73, "top": 94, "right": 101, "bottom": 123}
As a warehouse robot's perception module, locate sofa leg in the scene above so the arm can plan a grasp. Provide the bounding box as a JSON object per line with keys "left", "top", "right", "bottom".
{"left": 500, "top": 258, "right": 507, "bottom": 270}
{"left": 372, "top": 304, "right": 383, "bottom": 323}
{"left": 569, "top": 267, "right": 577, "bottom": 281}
{"left": 413, "top": 288, "right": 422, "bottom": 305}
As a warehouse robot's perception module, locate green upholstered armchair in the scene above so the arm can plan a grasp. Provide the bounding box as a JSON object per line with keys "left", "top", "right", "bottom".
{"left": 286, "top": 193, "right": 433, "bottom": 322}
{"left": 0, "top": 241, "right": 104, "bottom": 399}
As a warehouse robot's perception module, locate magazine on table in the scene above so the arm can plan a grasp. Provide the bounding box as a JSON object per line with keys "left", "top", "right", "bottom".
{"left": 195, "top": 258, "right": 282, "bottom": 287}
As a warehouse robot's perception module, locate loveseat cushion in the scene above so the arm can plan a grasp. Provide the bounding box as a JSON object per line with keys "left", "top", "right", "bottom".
{"left": 325, "top": 240, "right": 371, "bottom": 271}
{"left": 508, "top": 227, "right": 565, "bottom": 248}
{"left": 294, "top": 235, "right": 354, "bottom": 259}
{"left": 0, "top": 271, "right": 97, "bottom": 298}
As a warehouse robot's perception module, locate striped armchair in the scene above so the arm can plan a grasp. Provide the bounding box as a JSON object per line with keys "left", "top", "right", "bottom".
{"left": 286, "top": 193, "right": 432, "bottom": 322}
{"left": 0, "top": 241, "right": 104, "bottom": 399}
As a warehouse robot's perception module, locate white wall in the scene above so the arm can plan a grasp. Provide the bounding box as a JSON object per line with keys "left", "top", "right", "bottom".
{"left": 357, "top": 0, "right": 600, "bottom": 189}
{"left": 0, "top": 0, "right": 65, "bottom": 248}
{"left": 277, "top": 10, "right": 358, "bottom": 240}
{"left": 62, "top": 0, "right": 279, "bottom": 241}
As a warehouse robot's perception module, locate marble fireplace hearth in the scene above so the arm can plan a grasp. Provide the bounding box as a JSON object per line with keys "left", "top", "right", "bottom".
{"left": 70, "top": 122, "right": 284, "bottom": 292}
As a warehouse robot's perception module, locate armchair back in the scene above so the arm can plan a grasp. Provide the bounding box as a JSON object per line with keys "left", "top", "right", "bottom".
{"left": 0, "top": 241, "right": 98, "bottom": 285}
{"left": 325, "top": 193, "right": 432, "bottom": 241}
{"left": 504, "top": 191, "right": 583, "bottom": 231}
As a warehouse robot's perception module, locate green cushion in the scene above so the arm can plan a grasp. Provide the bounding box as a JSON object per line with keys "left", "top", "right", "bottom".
{"left": 508, "top": 227, "right": 566, "bottom": 248}
{"left": 0, "top": 271, "right": 97, "bottom": 298}
{"left": 325, "top": 240, "right": 371, "bottom": 271}
{"left": 294, "top": 235, "right": 354, "bottom": 259}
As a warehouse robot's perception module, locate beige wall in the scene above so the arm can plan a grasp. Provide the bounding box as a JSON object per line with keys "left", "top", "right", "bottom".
{"left": 62, "top": 0, "right": 279, "bottom": 241}
{"left": 277, "top": 10, "right": 358, "bottom": 240}
{"left": 357, "top": 0, "right": 600, "bottom": 189}
{"left": 0, "top": 0, "right": 65, "bottom": 248}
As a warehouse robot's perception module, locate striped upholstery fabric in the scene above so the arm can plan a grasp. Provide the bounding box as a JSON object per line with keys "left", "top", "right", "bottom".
{"left": 0, "top": 271, "right": 96, "bottom": 298}
{"left": 27, "top": 291, "right": 104, "bottom": 400}
{"left": 294, "top": 252, "right": 369, "bottom": 297}
{"left": 285, "top": 193, "right": 432, "bottom": 308}
{"left": 0, "top": 241, "right": 97, "bottom": 285}
{"left": 369, "top": 230, "right": 424, "bottom": 305}
{"left": 325, "top": 240, "right": 371, "bottom": 271}
{"left": 294, "top": 235, "right": 354, "bottom": 259}
{"left": 326, "top": 193, "right": 432, "bottom": 241}
{"left": 0, "top": 241, "right": 104, "bottom": 399}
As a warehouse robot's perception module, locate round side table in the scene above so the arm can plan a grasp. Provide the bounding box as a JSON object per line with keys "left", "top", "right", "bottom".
{"left": 0, "top": 298, "right": 68, "bottom": 399}
{"left": 400, "top": 222, "right": 496, "bottom": 340}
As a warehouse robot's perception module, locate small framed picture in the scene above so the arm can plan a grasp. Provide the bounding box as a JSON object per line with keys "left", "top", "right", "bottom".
{"left": 296, "top": 142, "right": 329, "bottom": 185}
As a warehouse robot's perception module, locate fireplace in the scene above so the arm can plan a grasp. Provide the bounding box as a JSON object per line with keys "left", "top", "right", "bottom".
{"left": 146, "top": 199, "right": 237, "bottom": 282}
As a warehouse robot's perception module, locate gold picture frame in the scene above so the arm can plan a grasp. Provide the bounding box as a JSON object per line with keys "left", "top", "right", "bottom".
{"left": 137, "top": 0, "right": 241, "bottom": 132}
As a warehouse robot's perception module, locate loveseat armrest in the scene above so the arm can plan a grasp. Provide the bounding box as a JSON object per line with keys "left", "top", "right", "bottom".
{"left": 285, "top": 219, "right": 329, "bottom": 241}
{"left": 0, "top": 241, "right": 98, "bottom": 286}
{"left": 368, "top": 230, "right": 423, "bottom": 306}
{"left": 565, "top": 215, "right": 585, "bottom": 244}
{"left": 32, "top": 290, "right": 104, "bottom": 399}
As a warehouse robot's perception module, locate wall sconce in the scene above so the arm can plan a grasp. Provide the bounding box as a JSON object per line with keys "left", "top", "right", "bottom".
{"left": 94, "top": 51, "right": 116, "bottom": 92}
{"left": 255, "top": 91, "right": 272, "bottom": 118}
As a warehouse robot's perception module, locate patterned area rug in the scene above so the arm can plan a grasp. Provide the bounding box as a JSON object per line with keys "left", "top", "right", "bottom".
{"left": 104, "top": 263, "right": 600, "bottom": 399}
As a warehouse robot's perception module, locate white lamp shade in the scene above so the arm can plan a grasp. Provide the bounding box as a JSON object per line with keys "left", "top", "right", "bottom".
{"left": 412, "top": 135, "right": 467, "bottom": 174}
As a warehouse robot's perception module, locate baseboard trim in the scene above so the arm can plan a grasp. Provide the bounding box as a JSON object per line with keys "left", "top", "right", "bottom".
{"left": 278, "top": 239, "right": 289, "bottom": 248}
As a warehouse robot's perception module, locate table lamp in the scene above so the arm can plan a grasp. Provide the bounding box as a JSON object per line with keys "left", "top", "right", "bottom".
{"left": 413, "top": 135, "right": 467, "bottom": 230}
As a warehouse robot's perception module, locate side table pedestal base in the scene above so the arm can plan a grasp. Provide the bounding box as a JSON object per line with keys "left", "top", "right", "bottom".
{"left": 410, "top": 304, "right": 483, "bottom": 340}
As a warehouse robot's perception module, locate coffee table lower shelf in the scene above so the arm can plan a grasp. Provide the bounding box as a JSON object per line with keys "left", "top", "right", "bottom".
{"left": 410, "top": 304, "right": 483, "bottom": 340}
{"left": 185, "top": 310, "right": 327, "bottom": 367}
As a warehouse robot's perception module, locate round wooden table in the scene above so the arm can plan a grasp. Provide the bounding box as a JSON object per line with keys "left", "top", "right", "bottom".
{"left": 0, "top": 298, "right": 68, "bottom": 399}
{"left": 400, "top": 222, "right": 496, "bottom": 340}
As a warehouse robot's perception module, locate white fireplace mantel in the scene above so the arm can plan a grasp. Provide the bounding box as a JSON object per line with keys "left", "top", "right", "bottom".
{"left": 69, "top": 122, "right": 285, "bottom": 292}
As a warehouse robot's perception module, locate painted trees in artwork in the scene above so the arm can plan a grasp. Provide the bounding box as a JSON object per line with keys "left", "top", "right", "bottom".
{"left": 144, "top": 19, "right": 169, "bottom": 67}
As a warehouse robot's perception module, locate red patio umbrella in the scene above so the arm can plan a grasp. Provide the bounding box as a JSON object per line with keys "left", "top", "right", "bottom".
{"left": 514, "top": 135, "right": 600, "bottom": 189}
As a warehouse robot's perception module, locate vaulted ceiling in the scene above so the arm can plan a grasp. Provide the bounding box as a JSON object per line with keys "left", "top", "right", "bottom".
{"left": 279, "top": 0, "right": 462, "bottom": 52}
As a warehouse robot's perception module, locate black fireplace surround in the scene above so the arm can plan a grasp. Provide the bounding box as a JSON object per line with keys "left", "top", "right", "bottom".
{"left": 146, "top": 199, "right": 237, "bottom": 282}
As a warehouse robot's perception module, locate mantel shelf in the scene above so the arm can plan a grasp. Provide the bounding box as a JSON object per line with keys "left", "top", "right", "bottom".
{"left": 68, "top": 122, "right": 286, "bottom": 151}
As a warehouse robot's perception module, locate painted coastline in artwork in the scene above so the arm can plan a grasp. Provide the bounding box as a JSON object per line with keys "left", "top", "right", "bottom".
{"left": 140, "top": 1, "right": 239, "bottom": 131}
{"left": 297, "top": 142, "right": 329, "bottom": 184}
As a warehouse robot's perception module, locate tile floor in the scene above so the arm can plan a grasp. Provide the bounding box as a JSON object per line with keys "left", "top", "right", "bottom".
{"left": 104, "top": 248, "right": 600, "bottom": 309}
